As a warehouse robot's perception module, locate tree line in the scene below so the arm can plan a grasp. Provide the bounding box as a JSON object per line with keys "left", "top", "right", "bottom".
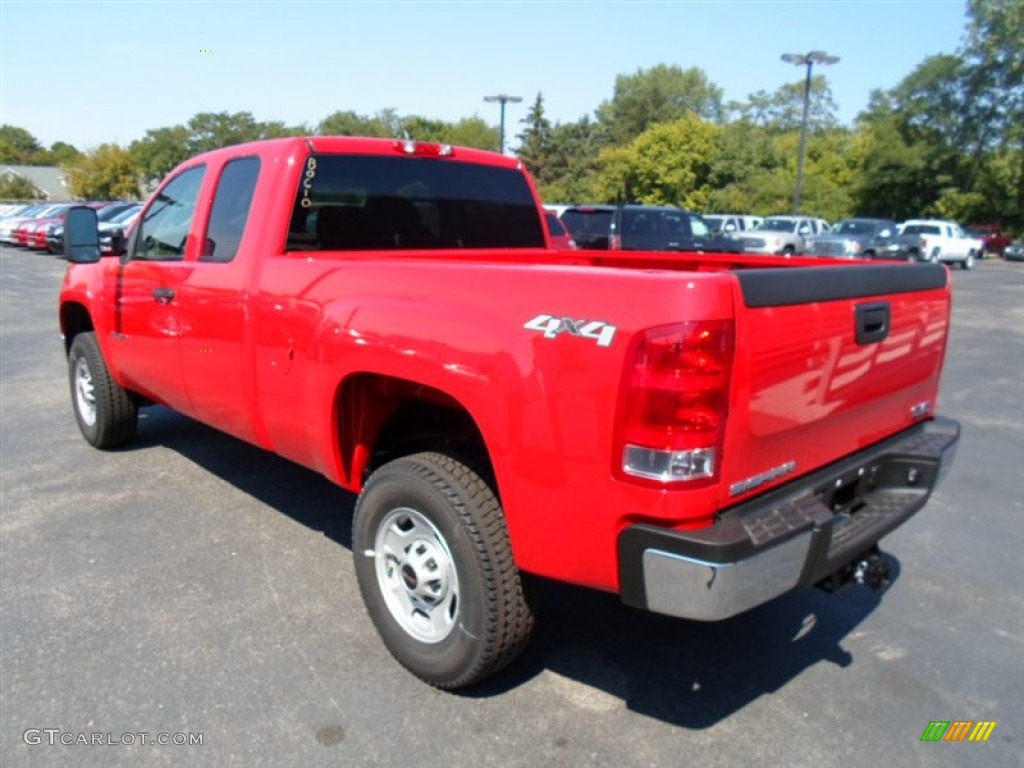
{"left": 1, "top": 0, "right": 1019, "bottom": 229}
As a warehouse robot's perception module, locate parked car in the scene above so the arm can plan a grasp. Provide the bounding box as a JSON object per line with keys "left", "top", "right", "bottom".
{"left": 559, "top": 205, "right": 616, "bottom": 249}
{"left": 703, "top": 213, "right": 763, "bottom": 238}
{"left": 735, "top": 215, "right": 831, "bottom": 255}
{"left": 45, "top": 202, "right": 138, "bottom": 253}
{"left": 17, "top": 206, "right": 74, "bottom": 246}
{"left": 1002, "top": 238, "right": 1024, "bottom": 262}
{"left": 963, "top": 225, "right": 1012, "bottom": 258}
{"left": 1, "top": 203, "right": 62, "bottom": 244}
{"left": 899, "top": 219, "right": 982, "bottom": 270}
{"left": 804, "top": 218, "right": 924, "bottom": 261}
{"left": 561, "top": 204, "right": 742, "bottom": 253}
{"left": 544, "top": 211, "right": 576, "bottom": 250}
{"left": 96, "top": 204, "right": 143, "bottom": 254}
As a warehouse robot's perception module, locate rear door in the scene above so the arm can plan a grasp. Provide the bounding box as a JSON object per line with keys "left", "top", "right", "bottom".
{"left": 721, "top": 263, "right": 951, "bottom": 504}
{"left": 177, "top": 155, "right": 262, "bottom": 444}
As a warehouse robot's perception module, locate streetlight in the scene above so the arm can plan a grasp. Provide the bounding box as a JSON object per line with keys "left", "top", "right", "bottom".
{"left": 780, "top": 51, "right": 839, "bottom": 214}
{"left": 483, "top": 94, "right": 522, "bottom": 155}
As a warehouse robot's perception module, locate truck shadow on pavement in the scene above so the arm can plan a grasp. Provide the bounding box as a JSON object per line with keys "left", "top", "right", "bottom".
{"left": 133, "top": 406, "right": 901, "bottom": 730}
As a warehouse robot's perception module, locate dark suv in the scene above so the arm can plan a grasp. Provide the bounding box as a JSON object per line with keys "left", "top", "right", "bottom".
{"left": 560, "top": 204, "right": 742, "bottom": 253}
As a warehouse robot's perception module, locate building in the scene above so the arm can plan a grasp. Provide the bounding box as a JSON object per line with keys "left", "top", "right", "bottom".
{"left": 0, "top": 165, "right": 72, "bottom": 201}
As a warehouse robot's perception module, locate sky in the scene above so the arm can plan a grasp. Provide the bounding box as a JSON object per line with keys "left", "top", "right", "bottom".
{"left": 0, "top": 0, "right": 972, "bottom": 152}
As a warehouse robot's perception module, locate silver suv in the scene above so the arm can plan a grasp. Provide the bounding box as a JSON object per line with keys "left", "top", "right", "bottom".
{"left": 736, "top": 215, "right": 831, "bottom": 255}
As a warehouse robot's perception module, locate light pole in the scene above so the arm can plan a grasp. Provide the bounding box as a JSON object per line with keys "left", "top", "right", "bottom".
{"left": 780, "top": 51, "right": 839, "bottom": 214}
{"left": 483, "top": 94, "right": 522, "bottom": 155}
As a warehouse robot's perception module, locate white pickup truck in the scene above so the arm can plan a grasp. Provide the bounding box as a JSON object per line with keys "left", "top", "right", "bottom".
{"left": 900, "top": 219, "right": 983, "bottom": 270}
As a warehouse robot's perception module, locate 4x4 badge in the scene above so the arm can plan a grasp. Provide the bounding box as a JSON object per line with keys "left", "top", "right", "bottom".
{"left": 524, "top": 314, "right": 617, "bottom": 348}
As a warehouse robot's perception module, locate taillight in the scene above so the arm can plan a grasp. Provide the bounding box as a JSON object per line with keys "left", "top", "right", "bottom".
{"left": 617, "top": 321, "right": 733, "bottom": 485}
{"left": 609, "top": 235, "right": 621, "bottom": 250}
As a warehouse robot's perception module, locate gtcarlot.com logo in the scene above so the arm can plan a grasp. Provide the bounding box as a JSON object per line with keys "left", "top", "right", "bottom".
{"left": 23, "top": 729, "right": 203, "bottom": 747}
{"left": 920, "top": 720, "right": 997, "bottom": 742}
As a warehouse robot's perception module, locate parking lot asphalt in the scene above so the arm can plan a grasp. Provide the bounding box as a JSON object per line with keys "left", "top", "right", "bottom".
{"left": 1, "top": 247, "right": 1021, "bottom": 768}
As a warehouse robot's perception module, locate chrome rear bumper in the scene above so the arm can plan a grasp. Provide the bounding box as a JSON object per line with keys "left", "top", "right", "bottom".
{"left": 618, "top": 417, "right": 960, "bottom": 621}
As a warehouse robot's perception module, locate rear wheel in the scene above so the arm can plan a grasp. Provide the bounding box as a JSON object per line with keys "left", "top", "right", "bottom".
{"left": 962, "top": 253, "right": 974, "bottom": 270}
{"left": 68, "top": 332, "right": 138, "bottom": 448}
{"left": 352, "top": 452, "right": 535, "bottom": 689}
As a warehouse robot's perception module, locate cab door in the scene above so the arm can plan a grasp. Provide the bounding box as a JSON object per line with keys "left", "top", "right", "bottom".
{"left": 177, "top": 156, "right": 262, "bottom": 443}
{"left": 111, "top": 165, "right": 205, "bottom": 411}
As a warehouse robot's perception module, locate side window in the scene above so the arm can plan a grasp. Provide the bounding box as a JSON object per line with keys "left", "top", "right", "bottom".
{"left": 133, "top": 165, "right": 206, "bottom": 261}
{"left": 201, "top": 156, "right": 260, "bottom": 263}
{"left": 689, "top": 215, "right": 710, "bottom": 237}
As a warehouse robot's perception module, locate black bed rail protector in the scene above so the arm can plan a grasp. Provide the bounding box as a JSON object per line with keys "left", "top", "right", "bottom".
{"left": 736, "top": 263, "right": 948, "bottom": 308}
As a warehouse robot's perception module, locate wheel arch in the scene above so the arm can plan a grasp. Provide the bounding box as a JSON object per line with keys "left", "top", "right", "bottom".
{"left": 334, "top": 372, "right": 495, "bottom": 495}
{"left": 60, "top": 301, "right": 94, "bottom": 356}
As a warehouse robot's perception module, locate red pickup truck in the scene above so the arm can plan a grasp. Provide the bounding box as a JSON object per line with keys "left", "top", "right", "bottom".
{"left": 60, "top": 137, "right": 959, "bottom": 689}
{"left": 964, "top": 225, "right": 1012, "bottom": 258}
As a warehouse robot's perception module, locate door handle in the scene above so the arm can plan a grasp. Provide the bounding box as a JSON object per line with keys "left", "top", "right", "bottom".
{"left": 855, "top": 302, "right": 890, "bottom": 345}
{"left": 153, "top": 287, "right": 175, "bottom": 304}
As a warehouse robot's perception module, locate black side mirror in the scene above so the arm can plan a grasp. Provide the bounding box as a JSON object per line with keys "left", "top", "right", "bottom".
{"left": 109, "top": 230, "right": 128, "bottom": 256}
{"left": 64, "top": 206, "right": 101, "bottom": 263}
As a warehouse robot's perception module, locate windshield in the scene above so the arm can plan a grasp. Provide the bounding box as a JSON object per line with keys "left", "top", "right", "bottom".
{"left": 757, "top": 219, "right": 798, "bottom": 233}
{"left": 833, "top": 220, "right": 878, "bottom": 235}
{"left": 288, "top": 154, "right": 545, "bottom": 251}
{"left": 704, "top": 216, "right": 724, "bottom": 230}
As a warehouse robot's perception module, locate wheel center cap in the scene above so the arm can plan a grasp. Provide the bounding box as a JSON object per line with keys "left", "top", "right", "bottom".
{"left": 401, "top": 564, "right": 418, "bottom": 590}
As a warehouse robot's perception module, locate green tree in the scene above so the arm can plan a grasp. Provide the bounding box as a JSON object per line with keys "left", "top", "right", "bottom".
{"left": 732, "top": 75, "right": 839, "bottom": 133}
{"left": 186, "top": 111, "right": 305, "bottom": 154}
{"left": 515, "top": 93, "right": 552, "bottom": 180}
{"left": 49, "top": 141, "right": 81, "bottom": 165}
{"left": 961, "top": 0, "right": 1024, "bottom": 224}
{"left": 0, "top": 125, "right": 42, "bottom": 163}
{"left": 66, "top": 144, "right": 141, "bottom": 200}
{"left": 535, "top": 116, "right": 602, "bottom": 203}
{"left": 596, "top": 64, "right": 725, "bottom": 145}
{"left": 594, "top": 114, "right": 722, "bottom": 209}
{"left": 0, "top": 174, "right": 42, "bottom": 200}
{"left": 442, "top": 117, "right": 498, "bottom": 151}
{"left": 130, "top": 125, "right": 192, "bottom": 185}
{"left": 317, "top": 109, "right": 402, "bottom": 137}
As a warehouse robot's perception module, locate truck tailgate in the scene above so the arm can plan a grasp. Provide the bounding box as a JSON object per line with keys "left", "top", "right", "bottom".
{"left": 721, "top": 263, "right": 951, "bottom": 504}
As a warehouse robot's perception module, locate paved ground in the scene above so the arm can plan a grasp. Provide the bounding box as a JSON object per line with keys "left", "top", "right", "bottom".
{"left": 1, "top": 247, "right": 1021, "bottom": 767}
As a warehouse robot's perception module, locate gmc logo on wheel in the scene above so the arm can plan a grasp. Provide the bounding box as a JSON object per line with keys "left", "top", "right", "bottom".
{"left": 523, "top": 314, "right": 617, "bottom": 347}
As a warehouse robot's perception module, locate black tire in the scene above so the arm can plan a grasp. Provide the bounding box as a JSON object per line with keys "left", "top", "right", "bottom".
{"left": 962, "top": 253, "right": 975, "bottom": 270}
{"left": 68, "top": 332, "right": 138, "bottom": 448}
{"left": 352, "top": 452, "right": 535, "bottom": 689}
{"left": 782, "top": 246, "right": 795, "bottom": 257}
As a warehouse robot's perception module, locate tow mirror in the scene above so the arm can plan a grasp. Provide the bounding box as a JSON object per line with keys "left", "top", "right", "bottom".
{"left": 64, "top": 206, "right": 101, "bottom": 263}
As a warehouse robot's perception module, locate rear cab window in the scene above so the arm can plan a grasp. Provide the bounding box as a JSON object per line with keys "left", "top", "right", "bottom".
{"left": 287, "top": 154, "right": 545, "bottom": 251}
{"left": 201, "top": 156, "right": 261, "bottom": 263}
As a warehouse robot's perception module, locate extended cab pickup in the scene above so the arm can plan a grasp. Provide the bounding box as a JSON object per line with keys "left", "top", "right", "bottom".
{"left": 901, "top": 219, "right": 982, "bottom": 269}
{"left": 60, "top": 137, "right": 960, "bottom": 689}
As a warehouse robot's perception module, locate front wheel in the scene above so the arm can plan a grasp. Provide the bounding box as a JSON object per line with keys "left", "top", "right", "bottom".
{"left": 352, "top": 452, "right": 535, "bottom": 689}
{"left": 68, "top": 332, "right": 138, "bottom": 448}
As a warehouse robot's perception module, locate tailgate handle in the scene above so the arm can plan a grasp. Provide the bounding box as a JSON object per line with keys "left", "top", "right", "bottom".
{"left": 855, "top": 302, "right": 890, "bottom": 345}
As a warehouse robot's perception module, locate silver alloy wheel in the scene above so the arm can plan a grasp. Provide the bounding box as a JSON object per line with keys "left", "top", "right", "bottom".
{"left": 74, "top": 356, "right": 97, "bottom": 427}
{"left": 373, "top": 506, "right": 459, "bottom": 644}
